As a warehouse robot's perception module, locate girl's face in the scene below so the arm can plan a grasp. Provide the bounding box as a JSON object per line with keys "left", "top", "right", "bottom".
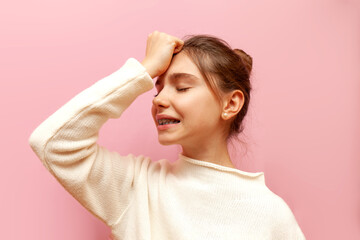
{"left": 151, "top": 51, "right": 225, "bottom": 147}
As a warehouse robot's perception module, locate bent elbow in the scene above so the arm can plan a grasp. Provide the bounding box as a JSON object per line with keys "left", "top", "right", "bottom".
{"left": 28, "top": 128, "right": 46, "bottom": 160}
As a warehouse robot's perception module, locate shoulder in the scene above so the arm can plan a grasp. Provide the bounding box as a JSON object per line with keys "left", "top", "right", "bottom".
{"left": 260, "top": 187, "right": 298, "bottom": 223}
{"left": 127, "top": 154, "right": 172, "bottom": 175}
{"left": 261, "top": 188, "right": 306, "bottom": 239}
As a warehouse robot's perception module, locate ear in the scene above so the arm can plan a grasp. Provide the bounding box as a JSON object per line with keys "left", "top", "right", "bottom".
{"left": 221, "top": 90, "right": 244, "bottom": 120}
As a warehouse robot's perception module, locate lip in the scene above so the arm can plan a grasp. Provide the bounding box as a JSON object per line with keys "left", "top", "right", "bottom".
{"left": 157, "top": 122, "right": 180, "bottom": 131}
{"left": 155, "top": 114, "right": 181, "bottom": 131}
{"left": 156, "top": 114, "right": 180, "bottom": 121}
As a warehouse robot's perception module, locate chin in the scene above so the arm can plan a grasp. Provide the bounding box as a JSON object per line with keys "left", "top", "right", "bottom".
{"left": 158, "top": 139, "right": 175, "bottom": 146}
{"left": 158, "top": 136, "right": 178, "bottom": 146}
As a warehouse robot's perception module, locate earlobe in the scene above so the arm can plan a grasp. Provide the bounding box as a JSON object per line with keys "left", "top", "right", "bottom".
{"left": 222, "top": 112, "right": 228, "bottom": 119}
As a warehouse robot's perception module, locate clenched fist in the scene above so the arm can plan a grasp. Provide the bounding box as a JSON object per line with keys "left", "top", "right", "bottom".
{"left": 141, "top": 31, "right": 184, "bottom": 78}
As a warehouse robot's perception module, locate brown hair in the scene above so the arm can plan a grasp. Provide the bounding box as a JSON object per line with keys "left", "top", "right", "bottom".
{"left": 180, "top": 34, "right": 253, "bottom": 141}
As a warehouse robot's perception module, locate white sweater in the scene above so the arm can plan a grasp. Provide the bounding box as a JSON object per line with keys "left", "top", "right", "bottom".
{"left": 28, "top": 58, "right": 306, "bottom": 240}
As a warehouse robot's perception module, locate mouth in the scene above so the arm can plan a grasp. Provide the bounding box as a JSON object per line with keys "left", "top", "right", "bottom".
{"left": 157, "top": 119, "right": 181, "bottom": 126}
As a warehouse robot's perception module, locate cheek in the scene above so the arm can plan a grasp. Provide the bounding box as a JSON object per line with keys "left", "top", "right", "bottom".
{"left": 196, "top": 106, "right": 219, "bottom": 126}
{"left": 180, "top": 93, "right": 220, "bottom": 126}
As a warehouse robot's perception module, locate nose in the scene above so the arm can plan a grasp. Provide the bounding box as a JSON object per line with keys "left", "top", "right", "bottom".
{"left": 152, "top": 88, "right": 170, "bottom": 109}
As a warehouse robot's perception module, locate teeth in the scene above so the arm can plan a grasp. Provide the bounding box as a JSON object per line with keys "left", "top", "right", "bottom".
{"left": 158, "top": 119, "right": 180, "bottom": 125}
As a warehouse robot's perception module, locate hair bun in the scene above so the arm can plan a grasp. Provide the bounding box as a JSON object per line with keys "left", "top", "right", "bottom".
{"left": 233, "top": 48, "right": 253, "bottom": 75}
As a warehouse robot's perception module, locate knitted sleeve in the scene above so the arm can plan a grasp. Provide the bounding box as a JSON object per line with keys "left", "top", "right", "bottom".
{"left": 28, "top": 58, "right": 154, "bottom": 227}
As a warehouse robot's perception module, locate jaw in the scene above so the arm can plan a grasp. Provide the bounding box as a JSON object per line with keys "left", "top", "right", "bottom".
{"left": 158, "top": 134, "right": 178, "bottom": 145}
{"left": 156, "top": 122, "right": 185, "bottom": 145}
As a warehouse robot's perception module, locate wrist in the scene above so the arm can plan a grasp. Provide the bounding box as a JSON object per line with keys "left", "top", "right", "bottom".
{"left": 141, "top": 60, "right": 156, "bottom": 79}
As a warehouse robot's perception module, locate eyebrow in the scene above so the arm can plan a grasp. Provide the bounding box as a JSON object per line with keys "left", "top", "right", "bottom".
{"left": 155, "top": 73, "right": 199, "bottom": 86}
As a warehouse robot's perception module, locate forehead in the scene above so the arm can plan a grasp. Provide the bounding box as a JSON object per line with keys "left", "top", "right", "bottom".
{"left": 155, "top": 52, "right": 203, "bottom": 85}
{"left": 155, "top": 72, "right": 200, "bottom": 86}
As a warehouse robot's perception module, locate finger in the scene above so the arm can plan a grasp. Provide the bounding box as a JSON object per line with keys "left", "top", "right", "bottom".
{"left": 173, "top": 39, "right": 184, "bottom": 53}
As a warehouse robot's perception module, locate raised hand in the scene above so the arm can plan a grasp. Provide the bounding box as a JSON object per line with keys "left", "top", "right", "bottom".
{"left": 141, "top": 31, "right": 184, "bottom": 79}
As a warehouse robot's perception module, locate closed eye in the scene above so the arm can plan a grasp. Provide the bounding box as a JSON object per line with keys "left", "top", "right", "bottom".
{"left": 153, "top": 88, "right": 190, "bottom": 98}
{"left": 177, "top": 88, "right": 190, "bottom": 92}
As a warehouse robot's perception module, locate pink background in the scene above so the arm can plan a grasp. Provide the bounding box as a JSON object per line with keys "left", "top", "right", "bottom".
{"left": 1, "top": 0, "right": 359, "bottom": 239}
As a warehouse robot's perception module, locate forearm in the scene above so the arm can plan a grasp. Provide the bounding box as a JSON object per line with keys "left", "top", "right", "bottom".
{"left": 29, "top": 58, "right": 153, "bottom": 168}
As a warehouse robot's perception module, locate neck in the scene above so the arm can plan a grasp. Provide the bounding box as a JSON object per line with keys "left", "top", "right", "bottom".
{"left": 180, "top": 138, "right": 235, "bottom": 169}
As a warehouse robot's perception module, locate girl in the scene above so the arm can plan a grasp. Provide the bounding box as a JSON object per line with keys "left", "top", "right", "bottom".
{"left": 29, "top": 31, "right": 305, "bottom": 239}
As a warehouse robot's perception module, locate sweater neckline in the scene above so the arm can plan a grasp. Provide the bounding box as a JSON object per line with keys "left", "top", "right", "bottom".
{"left": 178, "top": 153, "right": 264, "bottom": 178}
